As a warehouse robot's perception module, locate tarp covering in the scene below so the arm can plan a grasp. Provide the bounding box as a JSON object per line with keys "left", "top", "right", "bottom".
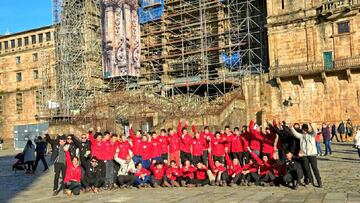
{"left": 139, "top": 0, "right": 165, "bottom": 24}
{"left": 221, "top": 52, "right": 241, "bottom": 68}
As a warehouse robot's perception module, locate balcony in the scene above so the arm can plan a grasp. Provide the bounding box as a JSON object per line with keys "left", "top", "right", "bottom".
{"left": 317, "top": 0, "right": 360, "bottom": 16}
{"left": 270, "top": 56, "right": 360, "bottom": 78}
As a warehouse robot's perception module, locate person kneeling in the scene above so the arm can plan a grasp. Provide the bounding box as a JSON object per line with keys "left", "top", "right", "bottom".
{"left": 114, "top": 151, "right": 136, "bottom": 189}
{"left": 180, "top": 160, "right": 197, "bottom": 187}
{"left": 193, "top": 162, "right": 211, "bottom": 187}
{"left": 134, "top": 162, "right": 151, "bottom": 188}
{"left": 150, "top": 160, "right": 170, "bottom": 187}
{"left": 63, "top": 145, "right": 82, "bottom": 196}
{"left": 166, "top": 160, "right": 182, "bottom": 187}
{"left": 82, "top": 157, "right": 104, "bottom": 193}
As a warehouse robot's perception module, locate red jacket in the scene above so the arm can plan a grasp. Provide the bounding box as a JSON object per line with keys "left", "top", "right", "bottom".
{"left": 150, "top": 163, "right": 168, "bottom": 180}
{"left": 141, "top": 141, "right": 153, "bottom": 160}
{"left": 129, "top": 129, "right": 142, "bottom": 156}
{"left": 223, "top": 133, "right": 234, "bottom": 150}
{"left": 242, "top": 163, "right": 258, "bottom": 173}
{"left": 166, "top": 167, "right": 182, "bottom": 181}
{"left": 211, "top": 137, "right": 226, "bottom": 156}
{"left": 250, "top": 151, "right": 272, "bottom": 176}
{"left": 208, "top": 153, "right": 226, "bottom": 175}
{"left": 150, "top": 138, "right": 162, "bottom": 158}
{"left": 191, "top": 138, "right": 205, "bottom": 156}
{"left": 102, "top": 139, "right": 116, "bottom": 160}
{"left": 241, "top": 131, "right": 250, "bottom": 150}
{"left": 88, "top": 132, "right": 104, "bottom": 160}
{"left": 181, "top": 165, "right": 197, "bottom": 179}
{"left": 117, "top": 141, "right": 131, "bottom": 160}
{"left": 225, "top": 153, "right": 242, "bottom": 175}
{"left": 192, "top": 125, "right": 214, "bottom": 149}
{"left": 230, "top": 135, "right": 245, "bottom": 153}
{"left": 168, "top": 133, "right": 180, "bottom": 153}
{"left": 177, "top": 122, "right": 192, "bottom": 153}
{"left": 158, "top": 136, "right": 169, "bottom": 154}
{"left": 262, "top": 132, "right": 276, "bottom": 155}
{"left": 195, "top": 166, "right": 208, "bottom": 180}
{"left": 249, "top": 120, "right": 262, "bottom": 151}
{"left": 64, "top": 151, "right": 81, "bottom": 183}
{"left": 134, "top": 168, "right": 151, "bottom": 177}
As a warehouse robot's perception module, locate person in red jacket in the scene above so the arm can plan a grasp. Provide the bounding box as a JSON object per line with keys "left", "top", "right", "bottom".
{"left": 249, "top": 120, "right": 263, "bottom": 156}
{"left": 63, "top": 145, "right": 82, "bottom": 196}
{"left": 116, "top": 134, "right": 132, "bottom": 160}
{"left": 134, "top": 162, "right": 151, "bottom": 187}
{"left": 191, "top": 132, "right": 205, "bottom": 165}
{"left": 101, "top": 131, "right": 116, "bottom": 189}
{"left": 262, "top": 127, "right": 277, "bottom": 159}
{"left": 88, "top": 128, "right": 106, "bottom": 187}
{"left": 223, "top": 150, "right": 243, "bottom": 186}
{"left": 208, "top": 150, "right": 226, "bottom": 186}
{"left": 241, "top": 125, "right": 251, "bottom": 164}
{"left": 129, "top": 124, "right": 143, "bottom": 164}
{"left": 223, "top": 126, "right": 234, "bottom": 153}
{"left": 180, "top": 160, "right": 197, "bottom": 187}
{"left": 140, "top": 135, "right": 152, "bottom": 169}
{"left": 230, "top": 127, "right": 248, "bottom": 166}
{"left": 241, "top": 148, "right": 260, "bottom": 186}
{"left": 150, "top": 160, "right": 170, "bottom": 187}
{"left": 178, "top": 120, "right": 192, "bottom": 163}
{"left": 192, "top": 124, "right": 214, "bottom": 166}
{"left": 150, "top": 132, "right": 163, "bottom": 162}
{"left": 249, "top": 147, "right": 276, "bottom": 186}
{"left": 168, "top": 127, "right": 181, "bottom": 166}
{"left": 193, "top": 162, "right": 210, "bottom": 186}
{"left": 211, "top": 132, "right": 226, "bottom": 163}
{"left": 159, "top": 129, "right": 169, "bottom": 161}
{"left": 165, "top": 160, "right": 182, "bottom": 187}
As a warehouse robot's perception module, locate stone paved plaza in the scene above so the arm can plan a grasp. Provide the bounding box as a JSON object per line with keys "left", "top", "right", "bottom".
{"left": 0, "top": 142, "right": 359, "bottom": 203}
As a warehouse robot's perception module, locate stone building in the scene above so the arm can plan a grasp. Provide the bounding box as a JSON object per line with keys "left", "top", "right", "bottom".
{"left": 243, "top": 0, "right": 360, "bottom": 126}
{"left": 0, "top": 26, "right": 55, "bottom": 141}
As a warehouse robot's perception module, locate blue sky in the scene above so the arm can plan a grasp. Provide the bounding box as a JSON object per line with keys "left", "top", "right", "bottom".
{"left": 0, "top": 0, "right": 52, "bottom": 35}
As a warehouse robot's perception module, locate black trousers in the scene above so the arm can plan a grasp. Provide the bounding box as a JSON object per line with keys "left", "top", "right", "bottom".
{"left": 231, "top": 152, "right": 244, "bottom": 166}
{"left": 180, "top": 151, "right": 192, "bottom": 163}
{"left": 192, "top": 155, "right": 203, "bottom": 165}
{"left": 117, "top": 175, "right": 136, "bottom": 186}
{"left": 283, "top": 168, "right": 304, "bottom": 185}
{"left": 213, "top": 155, "right": 224, "bottom": 164}
{"left": 82, "top": 175, "right": 105, "bottom": 189}
{"left": 65, "top": 181, "right": 81, "bottom": 195}
{"left": 221, "top": 171, "right": 242, "bottom": 184}
{"left": 192, "top": 178, "right": 210, "bottom": 186}
{"left": 260, "top": 172, "right": 276, "bottom": 183}
{"left": 26, "top": 161, "right": 34, "bottom": 171}
{"left": 53, "top": 163, "right": 66, "bottom": 191}
{"left": 331, "top": 133, "right": 340, "bottom": 142}
{"left": 243, "top": 151, "right": 250, "bottom": 164}
{"left": 34, "top": 155, "right": 48, "bottom": 171}
{"left": 302, "top": 156, "right": 321, "bottom": 185}
{"left": 202, "top": 150, "right": 209, "bottom": 166}
{"left": 151, "top": 176, "right": 169, "bottom": 186}
{"left": 245, "top": 172, "right": 260, "bottom": 185}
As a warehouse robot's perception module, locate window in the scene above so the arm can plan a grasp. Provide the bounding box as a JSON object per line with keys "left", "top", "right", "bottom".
{"left": 15, "top": 56, "right": 21, "bottom": 64}
{"left": 17, "top": 38, "right": 22, "bottom": 47}
{"left": 24, "top": 37, "right": 29, "bottom": 45}
{"left": 281, "top": 0, "right": 285, "bottom": 9}
{"left": 0, "top": 95, "right": 3, "bottom": 114}
{"left": 16, "top": 72, "right": 22, "bottom": 82}
{"left": 33, "top": 69, "right": 39, "bottom": 79}
{"left": 338, "top": 21, "right": 350, "bottom": 34}
{"left": 46, "top": 32, "right": 51, "bottom": 41}
{"left": 11, "top": 40, "right": 15, "bottom": 48}
{"left": 38, "top": 33, "right": 43, "bottom": 43}
{"left": 31, "top": 35, "right": 36, "bottom": 44}
{"left": 16, "top": 92, "right": 23, "bottom": 113}
{"left": 33, "top": 53, "right": 38, "bottom": 61}
{"left": 36, "top": 90, "right": 41, "bottom": 110}
{"left": 4, "top": 41, "right": 8, "bottom": 49}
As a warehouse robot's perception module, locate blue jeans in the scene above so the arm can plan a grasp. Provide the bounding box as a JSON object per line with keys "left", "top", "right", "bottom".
{"left": 105, "top": 160, "right": 114, "bottom": 186}
{"left": 324, "top": 140, "right": 332, "bottom": 155}
{"left": 142, "top": 159, "right": 151, "bottom": 169}
{"left": 134, "top": 175, "right": 151, "bottom": 186}
{"left": 152, "top": 156, "right": 162, "bottom": 162}
{"left": 316, "top": 142, "right": 322, "bottom": 155}
{"left": 132, "top": 155, "right": 142, "bottom": 165}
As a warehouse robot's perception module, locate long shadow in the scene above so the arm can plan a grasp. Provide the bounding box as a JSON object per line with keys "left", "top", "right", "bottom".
{"left": 317, "top": 157, "right": 360, "bottom": 163}
{"left": 0, "top": 151, "right": 53, "bottom": 203}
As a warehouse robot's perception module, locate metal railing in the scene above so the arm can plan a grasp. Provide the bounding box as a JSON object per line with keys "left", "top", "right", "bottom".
{"left": 317, "top": 0, "right": 359, "bottom": 14}
{"left": 270, "top": 56, "right": 360, "bottom": 78}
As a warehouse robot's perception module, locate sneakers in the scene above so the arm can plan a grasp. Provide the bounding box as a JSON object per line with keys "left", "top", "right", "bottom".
{"left": 180, "top": 180, "right": 187, "bottom": 187}
{"left": 52, "top": 190, "right": 59, "bottom": 196}
{"left": 171, "top": 180, "right": 180, "bottom": 187}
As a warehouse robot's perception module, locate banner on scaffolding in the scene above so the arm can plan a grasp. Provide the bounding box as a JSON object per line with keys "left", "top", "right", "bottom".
{"left": 221, "top": 52, "right": 241, "bottom": 69}
{"left": 102, "top": 0, "right": 141, "bottom": 78}
{"left": 139, "top": 0, "right": 164, "bottom": 24}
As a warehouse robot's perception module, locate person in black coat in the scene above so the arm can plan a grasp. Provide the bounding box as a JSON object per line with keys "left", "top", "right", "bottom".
{"left": 72, "top": 134, "right": 91, "bottom": 171}
{"left": 82, "top": 157, "right": 104, "bottom": 193}
{"left": 33, "top": 136, "right": 49, "bottom": 171}
{"left": 282, "top": 151, "right": 303, "bottom": 189}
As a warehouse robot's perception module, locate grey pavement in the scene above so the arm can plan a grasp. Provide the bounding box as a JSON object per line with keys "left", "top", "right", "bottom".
{"left": 0, "top": 142, "right": 359, "bottom": 203}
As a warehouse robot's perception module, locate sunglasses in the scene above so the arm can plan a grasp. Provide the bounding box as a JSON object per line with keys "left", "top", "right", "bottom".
{"left": 67, "top": 138, "right": 72, "bottom": 140}
{"left": 91, "top": 160, "right": 97, "bottom": 163}
{"left": 81, "top": 137, "right": 86, "bottom": 139}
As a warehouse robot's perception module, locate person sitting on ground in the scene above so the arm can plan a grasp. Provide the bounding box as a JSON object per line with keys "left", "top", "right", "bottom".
{"left": 180, "top": 160, "right": 197, "bottom": 187}
{"left": 193, "top": 162, "right": 210, "bottom": 187}
{"left": 63, "top": 144, "right": 82, "bottom": 196}
{"left": 82, "top": 156, "right": 104, "bottom": 193}
{"left": 248, "top": 147, "right": 275, "bottom": 186}
{"left": 282, "top": 151, "right": 303, "bottom": 190}
{"left": 240, "top": 157, "right": 260, "bottom": 186}
{"left": 114, "top": 149, "right": 136, "bottom": 188}
{"left": 208, "top": 149, "right": 226, "bottom": 186}
{"left": 165, "top": 160, "right": 182, "bottom": 187}
{"left": 134, "top": 162, "right": 151, "bottom": 188}
{"left": 150, "top": 160, "right": 170, "bottom": 187}
{"left": 222, "top": 148, "right": 243, "bottom": 187}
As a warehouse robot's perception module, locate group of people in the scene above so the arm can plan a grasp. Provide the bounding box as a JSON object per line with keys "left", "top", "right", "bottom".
{"left": 45, "top": 119, "right": 327, "bottom": 197}
{"left": 21, "top": 136, "right": 49, "bottom": 174}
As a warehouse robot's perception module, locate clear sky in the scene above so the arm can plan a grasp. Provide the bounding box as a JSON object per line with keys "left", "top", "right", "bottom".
{"left": 0, "top": 0, "right": 52, "bottom": 35}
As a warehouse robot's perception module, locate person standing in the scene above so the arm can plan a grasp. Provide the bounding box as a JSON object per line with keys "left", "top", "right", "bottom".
{"left": 331, "top": 124, "right": 340, "bottom": 142}
{"left": 291, "top": 123, "right": 322, "bottom": 188}
{"left": 23, "top": 140, "right": 36, "bottom": 174}
{"left": 33, "top": 136, "right": 49, "bottom": 172}
{"left": 354, "top": 128, "right": 360, "bottom": 158}
{"left": 338, "top": 121, "right": 346, "bottom": 142}
{"left": 50, "top": 135, "right": 67, "bottom": 196}
{"left": 322, "top": 123, "right": 332, "bottom": 156}
{"left": 315, "top": 131, "right": 323, "bottom": 156}
{"left": 346, "top": 119, "right": 354, "bottom": 142}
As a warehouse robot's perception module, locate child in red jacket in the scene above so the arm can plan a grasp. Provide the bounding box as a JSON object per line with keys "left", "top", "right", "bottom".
{"left": 249, "top": 149, "right": 276, "bottom": 186}
{"left": 165, "top": 160, "right": 182, "bottom": 187}
{"left": 180, "top": 160, "right": 197, "bottom": 187}
{"left": 211, "top": 132, "right": 226, "bottom": 163}
{"left": 191, "top": 133, "right": 205, "bottom": 165}
{"left": 134, "top": 162, "right": 151, "bottom": 187}
{"left": 208, "top": 150, "right": 226, "bottom": 186}
{"left": 150, "top": 160, "right": 170, "bottom": 187}
{"left": 223, "top": 150, "right": 243, "bottom": 186}
{"left": 63, "top": 145, "right": 82, "bottom": 196}
{"left": 193, "top": 162, "right": 210, "bottom": 186}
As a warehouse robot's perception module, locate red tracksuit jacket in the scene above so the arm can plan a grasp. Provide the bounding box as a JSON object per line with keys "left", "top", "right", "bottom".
{"left": 211, "top": 137, "right": 226, "bottom": 156}
{"left": 158, "top": 136, "right": 169, "bottom": 155}
{"left": 166, "top": 167, "right": 182, "bottom": 181}
{"left": 141, "top": 141, "right": 153, "bottom": 160}
{"left": 262, "top": 132, "right": 276, "bottom": 155}
{"left": 231, "top": 135, "right": 246, "bottom": 153}
{"left": 150, "top": 138, "right": 162, "bottom": 158}
{"left": 177, "top": 122, "right": 192, "bottom": 153}
{"left": 181, "top": 165, "right": 197, "bottom": 179}
{"left": 64, "top": 151, "right": 81, "bottom": 183}
{"left": 208, "top": 153, "right": 226, "bottom": 175}
{"left": 250, "top": 151, "right": 272, "bottom": 176}
{"left": 195, "top": 166, "right": 208, "bottom": 180}
{"left": 191, "top": 138, "right": 205, "bottom": 156}
{"left": 134, "top": 168, "right": 151, "bottom": 177}
{"left": 150, "top": 163, "right": 168, "bottom": 180}
{"left": 225, "top": 153, "right": 242, "bottom": 175}
{"left": 88, "top": 132, "right": 104, "bottom": 160}
{"left": 224, "top": 133, "right": 234, "bottom": 150}
{"left": 129, "top": 129, "right": 142, "bottom": 156}
{"left": 102, "top": 139, "right": 116, "bottom": 161}
{"left": 117, "top": 141, "right": 131, "bottom": 160}
{"left": 168, "top": 132, "right": 180, "bottom": 153}
{"left": 191, "top": 125, "right": 214, "bottom": 149}
{"left": 249, "top": 120, "right": 262, "bottom": 151}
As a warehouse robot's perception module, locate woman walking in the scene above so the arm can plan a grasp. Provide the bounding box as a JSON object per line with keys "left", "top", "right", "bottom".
{"left": 23, "top": 140, "right": 36, "bottom": 174}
